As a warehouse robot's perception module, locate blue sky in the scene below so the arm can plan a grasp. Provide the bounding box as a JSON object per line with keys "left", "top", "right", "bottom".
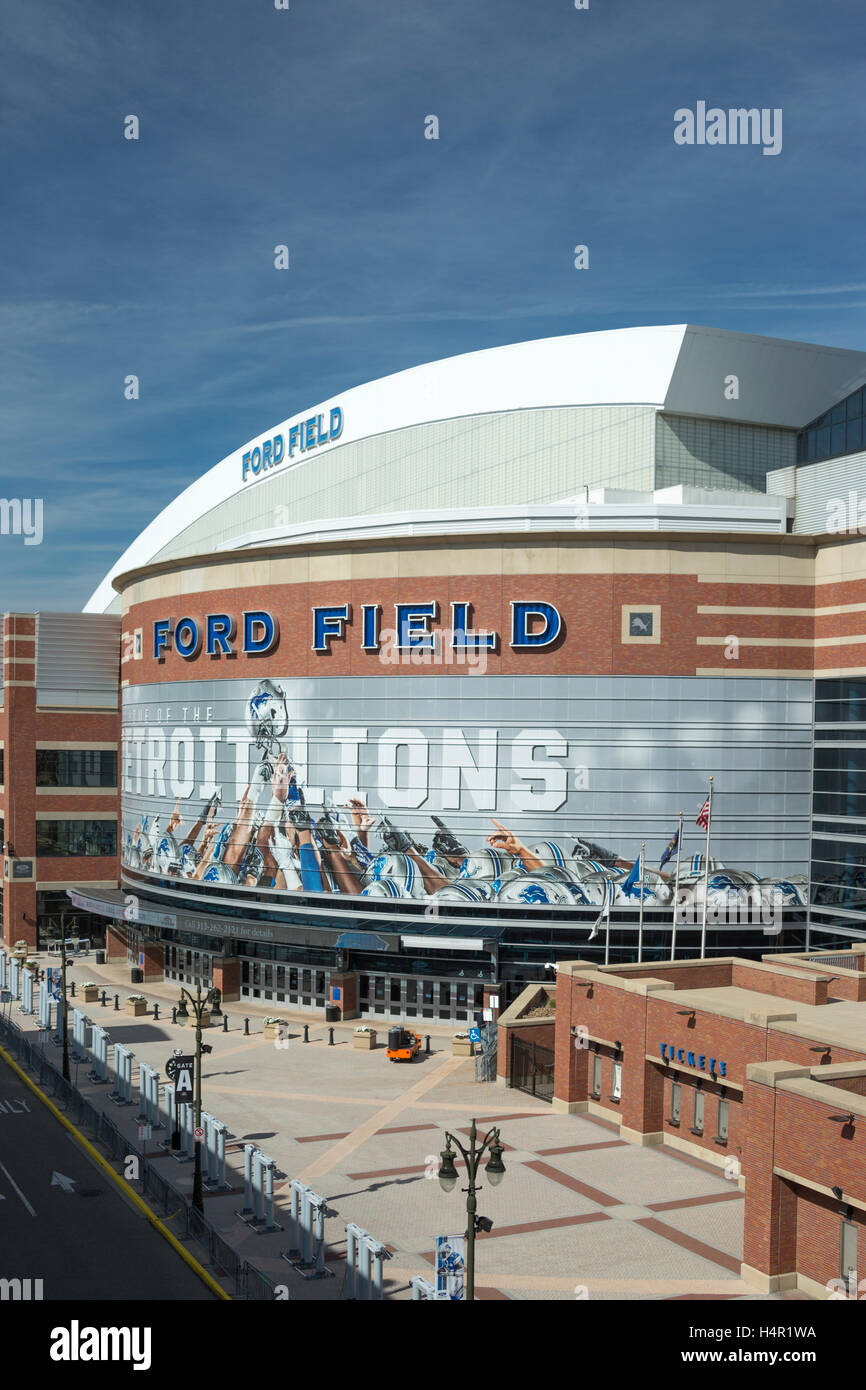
{"left": 1, "top": 0, "right": 864, "bottom": 610}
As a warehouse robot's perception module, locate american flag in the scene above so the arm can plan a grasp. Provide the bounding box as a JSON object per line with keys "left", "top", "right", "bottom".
{"left": 696, "top": 797, "right": 710, "bottom": 829}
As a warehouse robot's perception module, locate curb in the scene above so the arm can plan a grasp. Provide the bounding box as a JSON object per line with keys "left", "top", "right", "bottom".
{"left": 0, "top": 1039, "right": 231, "bottom": 1302}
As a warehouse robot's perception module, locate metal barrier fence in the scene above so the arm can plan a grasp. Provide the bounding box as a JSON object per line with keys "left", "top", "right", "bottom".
{"left": 0, "top": 1010, "right": 290, "bottom": 1301}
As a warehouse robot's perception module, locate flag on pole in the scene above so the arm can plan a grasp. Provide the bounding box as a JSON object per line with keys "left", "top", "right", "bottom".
{"left": 696, "top": 798, "right": 710, "bottom": 830}
{"left": 588, "top": 878, "right": 613, "bottom": 940}
{"left": 659, "top": 828, "right": 679, "bottom": 871}
{"left": 620, "top": 849, "right": 645, "bottom": 900}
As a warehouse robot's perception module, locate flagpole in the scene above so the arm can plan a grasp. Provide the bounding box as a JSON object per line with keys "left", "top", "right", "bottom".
{"left": 638, "top": 841, "right": 645, "bottom": 963}
{"left": 670, "top": 810, "right": 684, "bottom": 961}
{"left": 604, "top": 879, "right": 611, "bottom": 966}
{"left": 700, "top": 778, "right": 713, "bottom": 959}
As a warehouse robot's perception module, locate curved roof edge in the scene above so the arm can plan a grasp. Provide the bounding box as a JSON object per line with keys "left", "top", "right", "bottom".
{"left": 86, "top": 324, "right": 866, "bottom": 614}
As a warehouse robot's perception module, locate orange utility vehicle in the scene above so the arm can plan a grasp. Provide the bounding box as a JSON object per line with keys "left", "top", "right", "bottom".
{"left": 386, "top": 1025, "right": 422, "bottom": 1062}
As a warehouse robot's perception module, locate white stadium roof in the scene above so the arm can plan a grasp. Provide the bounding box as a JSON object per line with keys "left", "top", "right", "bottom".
{"left": 85, "top": 324, "right": 866, "bottom": 613}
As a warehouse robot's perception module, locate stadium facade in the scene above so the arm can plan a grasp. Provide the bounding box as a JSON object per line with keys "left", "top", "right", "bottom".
{"left": 4, "top": 325, "right": 866, "bottom": 1022}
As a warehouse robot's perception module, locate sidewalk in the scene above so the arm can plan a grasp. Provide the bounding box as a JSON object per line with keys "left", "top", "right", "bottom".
{"left": 37, "top": 949, "right": 467, "bottom": 1041}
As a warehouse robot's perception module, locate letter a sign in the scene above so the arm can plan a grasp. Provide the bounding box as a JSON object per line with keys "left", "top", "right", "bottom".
{"left": 174, "top": 1056, "right": 195, "bottom": 1105}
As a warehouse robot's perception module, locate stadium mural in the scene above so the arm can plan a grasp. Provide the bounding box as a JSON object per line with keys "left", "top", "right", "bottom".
{"left": 121, "top": 676, "right": 808, "bottom": 911}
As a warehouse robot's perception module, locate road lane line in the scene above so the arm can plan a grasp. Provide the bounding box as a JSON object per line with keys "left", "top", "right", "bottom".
{"left": 0, "top": 1159, "right": 36, "bottom": 1216}
{"left": 0, "top": 1042, "right": 229, "bottom": 1300}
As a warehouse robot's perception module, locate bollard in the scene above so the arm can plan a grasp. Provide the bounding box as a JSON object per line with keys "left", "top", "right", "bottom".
{"left": 358, "top": 1232, "right": 371, "bottom": 1300}
{"left": 370, "top": 1241, "right": 387, "bottom": 1300}
{"left": 303, "top": 1023, "right": 309, "bottom": 1043}
{"left": 288, "top": 1179, "right": 311, "bottom": 1257}
{"left": 114, "top": 994, "right": 119, "bottom": 1011}
{"left": 223, "top": 1013, "right": 228, "bottom": 1032}
{"left": 244, "top": 1017, "right": 250, "bottom": 1037}
{"left": 172, "top": 1006, "right": 177, "bottom": 1024}
{"left": 70, "top": 981, "right": 76, "bottom": 997}
{"left": 101, "top": 990, "right": 107, "bottom": 1007}
{"left": 328, "top": 1027, "right": 334, "bottom": 1046}
{"left": 346, "top": 1224, "right": 358, "bottom": 1299}
{"left": 153, "top": 1003, "right": 159, "bottom": 1021}
{"left": 425, "top": 1035, "right": 431, "bottom": 1054}
{"left": 241, "top": 1144, "right": 257, "bottom": 1214}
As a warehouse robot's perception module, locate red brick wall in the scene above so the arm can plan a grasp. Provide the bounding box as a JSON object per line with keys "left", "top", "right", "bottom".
{"left": 795, "top": 1189, "right": 865, "bottom": 1293}
{"left": 766, "top": 1027, "right": 866, "bottom": 1069}
{"left": 772, "top": 1091, "right": 866, "bottom": 1206}
{"left": 732, "top": 962, "right": 829, "bottom": 1005}
{"left": 647, "top": 995, "right": 767, "bottom": 1091}
{"left": 660, "top": 1072, "right": 743, "bottom": 1163}
{"left": 742, "top": 1078, "right": 799, "bottom": 1276}
{"left": 602, "top": 961, "right": 734, "bottom": 989}
{"left": 763, "top": 958, "right": 866, "bottom": 1002}
{"left": 213, "top": 957, "right": 240, "bottom": 1002}
{"left": 121, "top": 554, "right": 866, "bottom": 685}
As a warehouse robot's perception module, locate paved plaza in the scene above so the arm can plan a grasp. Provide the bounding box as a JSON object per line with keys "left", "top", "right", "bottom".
{"left": 5, "top": 953, "right": 807, "bottom": 1301}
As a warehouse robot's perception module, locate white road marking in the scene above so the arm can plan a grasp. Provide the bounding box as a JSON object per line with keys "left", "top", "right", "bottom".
{"left": 0, "top": 1160, "right": 36, "bottom": 1216}
{"left": 50, "top": 1171, "right": 77, "bottom": 1193}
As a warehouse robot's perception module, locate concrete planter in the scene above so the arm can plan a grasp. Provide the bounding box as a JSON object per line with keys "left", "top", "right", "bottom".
{"left": 353, "top": 1031, "right": 377, "bottom": 1050}
{"left": 81, "top": 987, "right": 100, "bottom": 1004}
{"left": 264, "top": 1021, "right": 288, "bottom": 1040}
{"left": 452, "top": 1039, "right": 473, "bottom": 1057}
{"left": 125, "top": 1000, "right": 147, "bottom": 1017}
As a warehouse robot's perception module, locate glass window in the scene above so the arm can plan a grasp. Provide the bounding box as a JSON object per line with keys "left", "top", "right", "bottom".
{"left": 831, "top": 401, "right": 846, "bottom": 426}
{"left": 35, "top": 820, "right": 117, "bottom": 857}
{"left": 846, "top": 389, "right": 864, "bottom": 421}
{"left": 841, "top": 1221, "right": 858, "bottom": 1291}
{"left": 717, "top": 1099, "right": 729, "bottom": 1142}
{"left": 831, "top": 423, "right": 847, "bottom": 455}
{"left": 846, "top": 419, "right": 863, "bottom": 454}
{"left": 36, "top": 750, "right": 117, "bottom": 787}
{"left": 670, "top": 1082, "right": 681, "bottom": 1123}
{"left": 692, "top": 1090, "right": 705, "bottom": 1135}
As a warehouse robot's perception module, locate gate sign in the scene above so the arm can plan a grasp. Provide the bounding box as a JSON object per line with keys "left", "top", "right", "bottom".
{"left": 172, "top": 1055, "right": 195, "bottom": 1104}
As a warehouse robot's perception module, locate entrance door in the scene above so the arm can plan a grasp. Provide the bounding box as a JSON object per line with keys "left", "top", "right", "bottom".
{"left": 841, "top": 1221, "right": 858, "bottom": 1294}
{"left": 510, "top": 1036, "right": 555, "bottom": 1102}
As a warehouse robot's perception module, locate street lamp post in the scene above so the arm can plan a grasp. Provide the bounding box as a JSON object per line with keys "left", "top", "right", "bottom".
{"left": 176, "top": 983, "right": 222, "bottom": 1212}
{"left": 437, "top": 1118, "right": 505, "bottom": 1301}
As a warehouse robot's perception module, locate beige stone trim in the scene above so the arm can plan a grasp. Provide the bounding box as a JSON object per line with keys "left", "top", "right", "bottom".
{"left": 35, "top": 741, "right": 117, "bottom": 751}
{"left": 746, "top": 1060, "right": 811, "bottom": 1086}
{"left": 4, "top": 679, "right": 35, "bottom": 687}
{"left": 620, "top": 1126, "right": 664, "bottom": 1147}
{"left": 35, "top": 810, "right": 118, "bottom": 821}
{"left": 36, "top": 787, "right": 118, "bottom": 797}
{"left": 646, "top": 1053, "right": 744, "bottom": 1093}
{"left": 695, "top": 667, "right": 816, "bottom": 677}
{"left": 659, "top": 1129, "right": 732, "bottom": 1171}
{"left": 698, "top": 635, "right": 865, "bottom": 649}
{"left": 739, "top": 1263, "right": 798, "bottom": 1294}
{"left": 773, "top": 1165, "right": 866, "bottom": 1217}
{"left": 551, "top": 1096, "right": 585, "bottom": 1114}
{"left": 699, "top": 602, "right": 866, "bottom": 617}
{"left": 36, "top": 879, "right": 117, "bottom": 890}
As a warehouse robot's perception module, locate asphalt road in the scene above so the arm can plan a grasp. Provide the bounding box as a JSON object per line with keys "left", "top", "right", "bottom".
{"left": 0, "top": 1050, "right": 218, "bottom": 1301}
